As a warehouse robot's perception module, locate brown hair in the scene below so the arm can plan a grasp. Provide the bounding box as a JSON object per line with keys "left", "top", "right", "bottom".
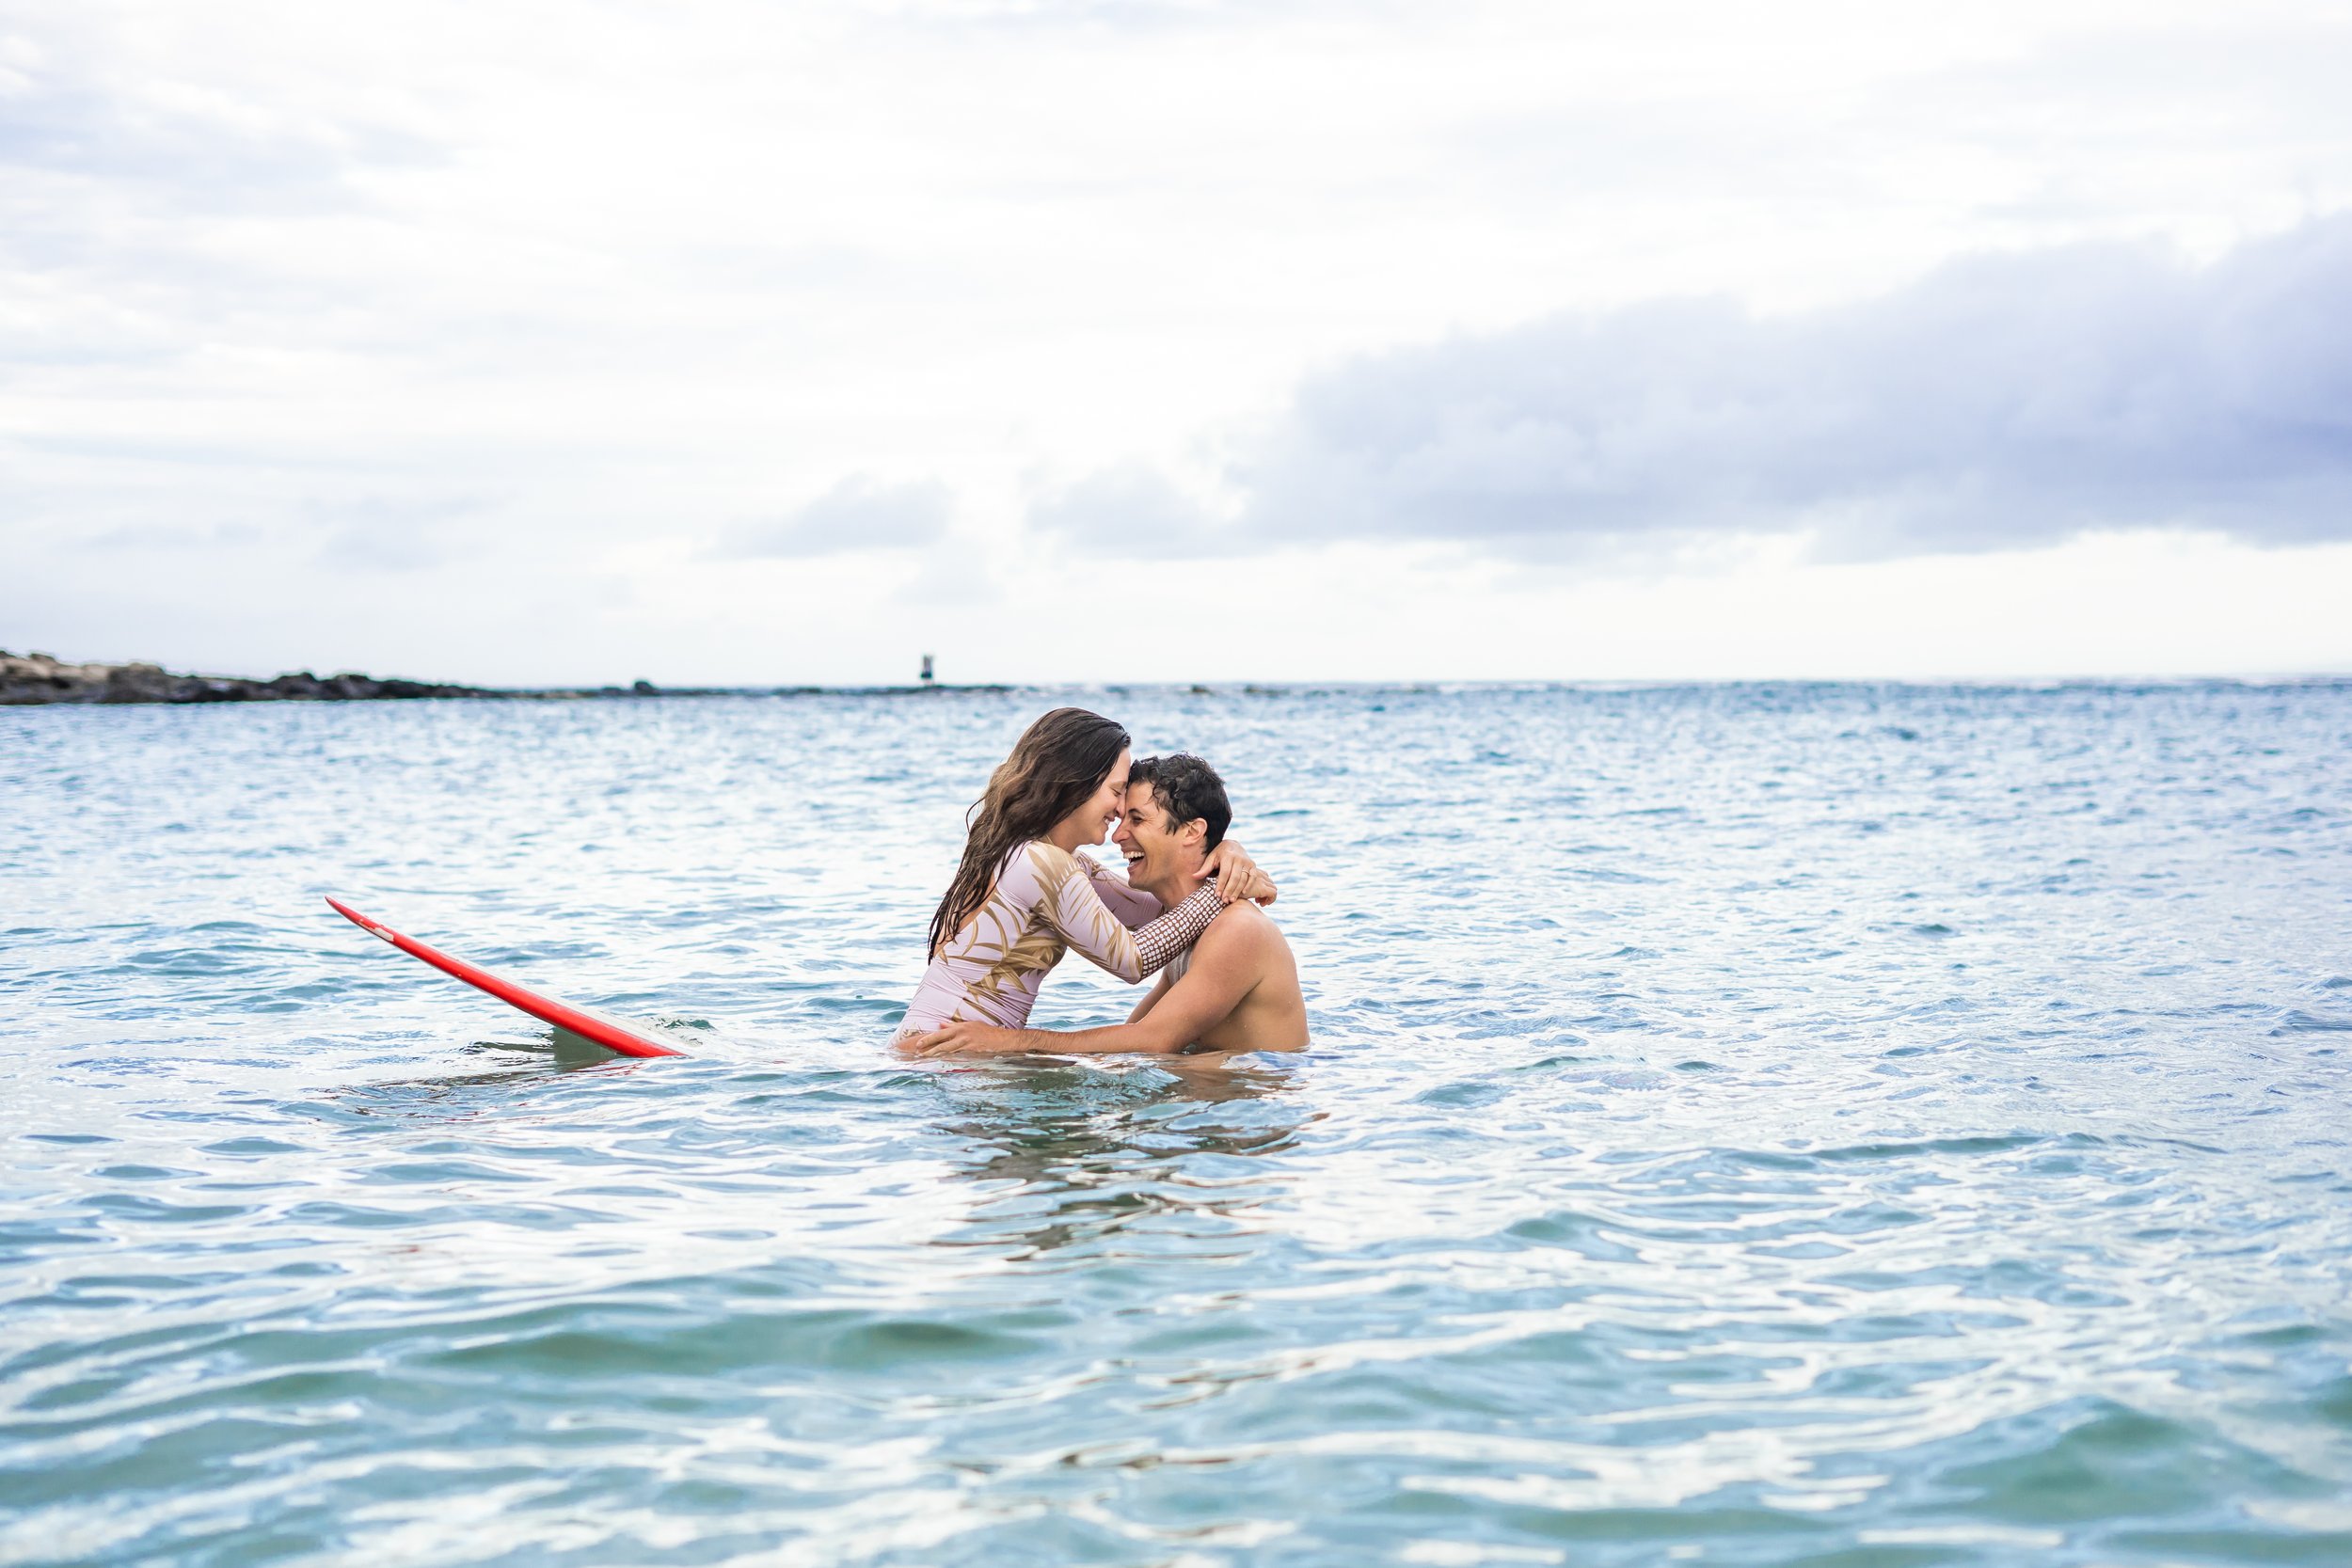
{"left": 1127, "top": 753, "right": 1231, "bottom": 849}
{"left": 929, "top": 707, "right": 1131, "bottom": 958}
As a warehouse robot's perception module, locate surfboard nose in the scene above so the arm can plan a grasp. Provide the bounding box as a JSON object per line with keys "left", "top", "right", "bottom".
{"left": 325, "top": 895, "right": 386, "bottom": 937}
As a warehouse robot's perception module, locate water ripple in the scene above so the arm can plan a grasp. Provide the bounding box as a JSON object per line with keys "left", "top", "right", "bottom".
{"left": 4, "top": 685, "right": 2350, "bottom": 1564}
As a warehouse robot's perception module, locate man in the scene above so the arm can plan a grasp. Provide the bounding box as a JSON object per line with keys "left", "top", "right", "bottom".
{"left": 914, "top": 752, "right": 1308, "bottom": 1057}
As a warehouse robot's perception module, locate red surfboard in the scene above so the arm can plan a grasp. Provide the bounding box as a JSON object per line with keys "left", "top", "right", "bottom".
{"left": 326, "top": 896, "right": 685, "bottom": 1059}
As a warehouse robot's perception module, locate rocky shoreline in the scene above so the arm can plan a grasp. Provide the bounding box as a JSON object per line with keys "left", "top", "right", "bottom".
{"left": 1, "top": 650, "right": 1009, "bottom": 705}
{"left": 1, "top": 650, "right": 663, "bottom": 706}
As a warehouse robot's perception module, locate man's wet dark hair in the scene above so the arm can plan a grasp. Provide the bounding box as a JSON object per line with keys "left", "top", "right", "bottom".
{"left": 1128, "top": 752, "right": 1231, "bottom": 850}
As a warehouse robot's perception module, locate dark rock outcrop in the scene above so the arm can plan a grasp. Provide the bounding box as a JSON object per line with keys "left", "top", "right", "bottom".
{"left": 1, "top": 651, "right": 1006, "bottom": 705}
{"left": 1, "top": 650, "right": 501, "bottom": 705}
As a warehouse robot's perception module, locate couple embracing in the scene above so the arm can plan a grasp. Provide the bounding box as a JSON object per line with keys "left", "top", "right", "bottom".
{"left": 897, "top": 708, "right": 1306, "bottom": 1058}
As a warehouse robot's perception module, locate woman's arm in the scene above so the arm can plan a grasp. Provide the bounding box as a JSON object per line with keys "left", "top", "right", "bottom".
{"left": 1076, "top": 842, "right": 1273, "bottom": 917}
{"left": 1072, "top": 851, "right": 1165, "bottom": 927}
{"left": 1029, "top": 846, "right": 1223, "bottom": 983}
{"left": 1203, "top": 841, "right": 1277, "bottom": 906}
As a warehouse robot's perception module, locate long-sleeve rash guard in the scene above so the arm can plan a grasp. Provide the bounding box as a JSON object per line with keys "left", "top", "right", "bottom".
{"left": 896, "top": 843, "right": 1221, "bottom": 1037}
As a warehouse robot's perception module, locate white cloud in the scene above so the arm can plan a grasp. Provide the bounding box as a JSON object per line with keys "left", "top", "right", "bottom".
{"left": 1036, "top": 215, "right": 2352, "bottom": 562}
{"left": 5, "top": 0, "right": 2352, "bottom": 681}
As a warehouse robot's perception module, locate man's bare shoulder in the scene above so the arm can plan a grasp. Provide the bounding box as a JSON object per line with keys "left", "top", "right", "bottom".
{"left": 1199, "top": 900, "right": 1289, "bottom": 962}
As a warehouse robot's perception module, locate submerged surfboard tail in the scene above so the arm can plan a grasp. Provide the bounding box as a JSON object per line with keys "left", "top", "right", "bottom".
{"left": 326, "top": 896, "right": 685, "bottom": 1059}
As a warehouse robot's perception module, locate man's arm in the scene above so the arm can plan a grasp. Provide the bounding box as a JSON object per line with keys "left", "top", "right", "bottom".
{"left": 1129, "top": 971, "right": 1172, "bottom": 1024}
{"left": 919, "top": 920, "right": 1263, "bottom": 1056}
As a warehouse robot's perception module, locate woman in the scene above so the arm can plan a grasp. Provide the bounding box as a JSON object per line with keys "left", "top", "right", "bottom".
{"left": 895, "top": 707, "right": 1273, "bottom": 1043}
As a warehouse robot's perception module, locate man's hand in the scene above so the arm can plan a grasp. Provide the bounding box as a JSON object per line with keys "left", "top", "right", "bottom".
{"left": 914, "top": 1020, "right": 1032, "bottom": 1055}
{"left": 1203, "top": 840, "right": 1278, "bottom": 906}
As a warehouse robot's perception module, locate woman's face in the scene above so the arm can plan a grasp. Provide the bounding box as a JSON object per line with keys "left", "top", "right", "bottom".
{"left": 1053, "top": 748, "right": 1132, "bottom": 847}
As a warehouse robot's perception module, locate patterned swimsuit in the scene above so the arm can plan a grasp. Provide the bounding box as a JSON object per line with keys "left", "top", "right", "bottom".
{"left": 895, "top": 843, "right": 1222, "bottom": 1039}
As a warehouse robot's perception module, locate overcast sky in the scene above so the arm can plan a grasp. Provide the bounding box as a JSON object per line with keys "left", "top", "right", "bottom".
{"left": 5, "top": 0, "right": 2350, "bottom": 684}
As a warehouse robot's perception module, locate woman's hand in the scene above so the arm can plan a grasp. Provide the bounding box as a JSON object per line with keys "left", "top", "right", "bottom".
{"left": 1202, "top": 840, "right": 1278, "bottom": 906}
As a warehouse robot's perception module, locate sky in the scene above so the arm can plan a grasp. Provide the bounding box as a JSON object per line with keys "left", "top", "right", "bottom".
{"left": 4, "top": 0, "right": 2350, "bottom": 685}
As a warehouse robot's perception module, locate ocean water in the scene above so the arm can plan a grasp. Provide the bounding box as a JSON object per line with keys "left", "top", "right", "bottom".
{"left": 3, "top": 683, "right": 2349, "bottom": 1567}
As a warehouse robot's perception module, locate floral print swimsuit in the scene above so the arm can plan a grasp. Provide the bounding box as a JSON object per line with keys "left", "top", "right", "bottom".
{"left": 895, "top": 843, "right": 1223, "bottom": 1039}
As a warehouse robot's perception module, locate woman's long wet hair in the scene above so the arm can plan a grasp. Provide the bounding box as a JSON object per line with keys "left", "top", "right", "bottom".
{"left": 928, "top": 707, "right": 1131, "bottom": 958}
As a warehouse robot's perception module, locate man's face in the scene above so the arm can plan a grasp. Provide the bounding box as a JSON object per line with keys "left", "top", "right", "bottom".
{"left": 1112, "top": 782, "right": 1200, "bottom": 895}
